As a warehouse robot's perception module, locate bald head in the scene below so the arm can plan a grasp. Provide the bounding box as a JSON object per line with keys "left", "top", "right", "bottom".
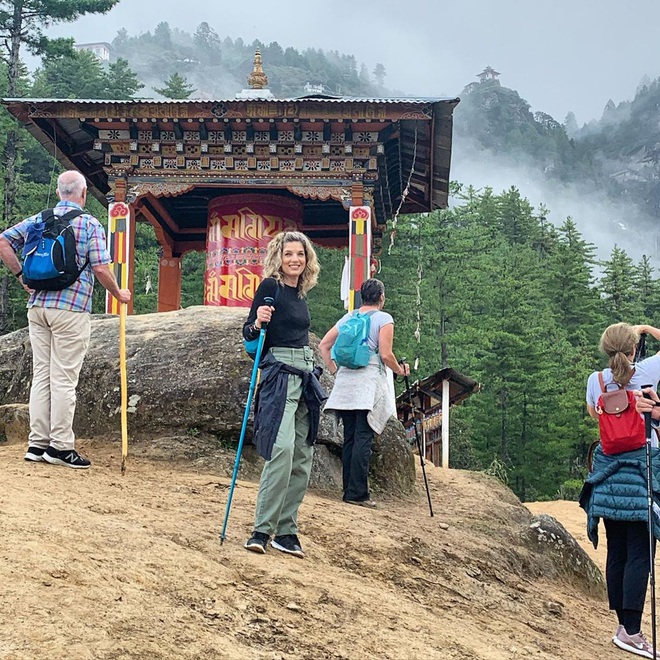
{"left": 57, "top": 170, "right": 87, "bottom": 204}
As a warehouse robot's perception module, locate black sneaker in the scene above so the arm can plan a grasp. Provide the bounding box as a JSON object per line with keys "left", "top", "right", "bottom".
{"left": 24, "top": 446, "right": 46, "bottom": 462}
{"left": 43, "top": 446, "right": 91, "bottom": 469}
{"left": 271, "top": 534, "right": 304, "bottom": 558}
{"left": 245, "top": 531, "right": 270, "bottom": 554}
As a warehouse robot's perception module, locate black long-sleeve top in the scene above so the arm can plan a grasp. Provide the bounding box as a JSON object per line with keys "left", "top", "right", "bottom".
{"left": 242, "top": 277, "right": 310, "bottom": 353}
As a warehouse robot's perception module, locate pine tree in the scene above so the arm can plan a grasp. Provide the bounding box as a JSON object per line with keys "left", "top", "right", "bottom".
{"left": 154, "top": 72, "right": 196, "bottom": 99}
{"left": 599, "top": 245, "right": 640, "bottom": 322}
{"left": 104, "top": 57, "right": 143, "bottom": 99}
{"left": 545, "top": 217, "right": 604, "bottom": 346}
{"left": 32, "top": 49, "right": 107, "bottom": 98}
{"left": 193, "top": 21, "right": 221, "bottom": 64}
{"left": 373, "top": 63, "right": 386, "bottom": 86}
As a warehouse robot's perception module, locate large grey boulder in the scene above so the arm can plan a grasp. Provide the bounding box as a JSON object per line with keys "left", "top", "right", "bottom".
{"left": 521, "top": 513, "right": 605, "bottom": 597}
{"left": 0, "top": 403, "right": 29, "bottom": 445}
{"left": 0, "top": 306, "right": 414, "bottom": 495}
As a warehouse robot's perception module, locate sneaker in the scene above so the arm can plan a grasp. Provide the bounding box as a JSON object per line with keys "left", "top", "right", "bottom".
{"left": 613, "top": 627, "right": 657, "bottom": 659}
{"left": 613, "top": 624, "right": 624, "bottom": 644}
{"left": 345, "top": 499, "right": 377, "bottom": 508}
{"left": 271, "top": 534, "right": 304, "bottom": 558}
{"left": 24, "top": 446, "right": 46, "bottom": 462}
{"left": 43, "top": 446, "right": 91, "bottom": 470}
{"left": 244, "top": 531, "right": 269, "bottom": 554}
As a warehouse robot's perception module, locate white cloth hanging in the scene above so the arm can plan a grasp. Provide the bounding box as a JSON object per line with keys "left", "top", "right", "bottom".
{"left": 340, "top": 255, "right": 350, "bottom": 310}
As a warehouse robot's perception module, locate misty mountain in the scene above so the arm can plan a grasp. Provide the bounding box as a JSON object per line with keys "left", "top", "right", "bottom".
{"left": 576, "top": 78, "right": 660, "bottom": 218}
{"left": 451, "top": 76, "right": 660, "bottom": 261}
{"left": 111, "top": 22, "right": 388, "bottom": 99}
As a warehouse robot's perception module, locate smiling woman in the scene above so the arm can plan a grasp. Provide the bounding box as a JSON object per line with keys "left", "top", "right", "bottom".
{"left": 241, "top": 231, "right": 326, "bottom": 559}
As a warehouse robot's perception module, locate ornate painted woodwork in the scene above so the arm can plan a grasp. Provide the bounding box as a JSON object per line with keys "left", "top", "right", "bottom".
{"left": 204, "top": 194, "right": 301, "bottom": 307}
{"left": 3, "top": 95, "right": 458, "bottom": 311}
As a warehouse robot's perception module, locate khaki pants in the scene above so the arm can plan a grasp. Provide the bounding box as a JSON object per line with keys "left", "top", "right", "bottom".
{"left": 27, "top": 307, "right": 91, "bottom": 451}
{"left": 254, "top": 346, "right": 314, "bottom": 536}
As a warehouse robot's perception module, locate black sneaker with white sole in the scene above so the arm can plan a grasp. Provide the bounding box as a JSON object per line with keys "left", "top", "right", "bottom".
{"left": 271, "top": 534, "right": 304, "bottom": 558}
{"left": 24, "top": 446, "right": 46, "bottom": 462}
{"left": 245, "top": 531, "right": 270, "bottom": 554}
{"left": 43, "top": 446, "right": 91, "bottom": 469}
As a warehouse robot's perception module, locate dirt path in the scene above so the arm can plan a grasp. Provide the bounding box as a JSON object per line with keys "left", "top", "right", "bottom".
{"left": 0, "top": 441, "right": 634, "bottom": 659}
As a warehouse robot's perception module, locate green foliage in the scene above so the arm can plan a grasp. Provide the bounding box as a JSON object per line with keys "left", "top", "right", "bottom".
{"left": 0, "top": 0, "right": 119, "bottom": 63}
{"left": 376, "top": 186, "right": 614, "bottom": 502}
{"left": 105, "top": 58, "right": 144, "bottom": 99}
{"left": 154, "top": 72, "right": 196, "bottom": 99}
{"left": 180, "top": 251, "right": 206, "bottom": 308}
{"left": 307, "top": 246, "right": 346, "bottom": 337}
{"left": 31, "top": 50, "right": 143, "bottom": 99}
{"left": 556, "top": 479, "right": 584, "bottom": 501}
{"left": 132, "top": 223, "right": 159, "bottom": 314}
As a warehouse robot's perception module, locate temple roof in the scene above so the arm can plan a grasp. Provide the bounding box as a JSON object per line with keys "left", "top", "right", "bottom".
{"left": 2, "top": 95, "right": 459, "bottom": 252}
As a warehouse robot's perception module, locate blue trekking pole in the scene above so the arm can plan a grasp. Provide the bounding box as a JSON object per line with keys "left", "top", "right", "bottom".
{"left": 220, "top": 296, "right": 273, "bottom": 544}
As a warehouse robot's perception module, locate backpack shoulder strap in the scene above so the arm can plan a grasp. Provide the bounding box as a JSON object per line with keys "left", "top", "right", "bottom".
{"left": 59, "top": 209, "right": 85, "bottom": 223}
{"left": 39, "top": 208, "right": 55, "bottom": 225}
{"left": 598, "top": 372, "right": 606, "bottom": 394}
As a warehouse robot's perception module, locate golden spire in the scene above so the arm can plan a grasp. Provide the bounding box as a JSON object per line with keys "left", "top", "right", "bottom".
{"left": 247, "top": 48, "right": 269, "bottom": 90}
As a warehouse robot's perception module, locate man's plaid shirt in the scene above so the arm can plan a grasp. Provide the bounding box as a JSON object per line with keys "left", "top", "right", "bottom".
{"left": 1, "top": 200, "right": 111, "bottom": 313}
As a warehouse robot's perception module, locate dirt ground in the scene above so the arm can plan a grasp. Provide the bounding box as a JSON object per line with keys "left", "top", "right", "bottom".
{"left": 0, "top": 440, "right": 640, "bottom": 660}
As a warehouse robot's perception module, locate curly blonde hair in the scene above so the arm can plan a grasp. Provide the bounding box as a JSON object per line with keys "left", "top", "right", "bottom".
{"left": 263, "top": 231, "right": 320, "bottom": 297}
{"left": 599, "top": 322, "right": 639, "bottom": 385}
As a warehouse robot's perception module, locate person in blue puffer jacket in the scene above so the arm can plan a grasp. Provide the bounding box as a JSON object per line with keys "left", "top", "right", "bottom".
{"left": 580, "top": 322, "right": 660, "bottom": 659}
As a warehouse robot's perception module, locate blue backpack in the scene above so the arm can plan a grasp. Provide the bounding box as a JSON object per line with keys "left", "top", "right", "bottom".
{"left": 22, "top": 209, "right": 86, "bottom": 291}
{"left": 331, "top": 310, "right": 376, "bottom": 369}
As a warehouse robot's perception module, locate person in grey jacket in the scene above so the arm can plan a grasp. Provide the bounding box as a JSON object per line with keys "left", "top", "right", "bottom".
{"left": 581, "top": 322, "right": 660, "bottom": 659}
{"left": 319, "top": 279, "right": 409, "bottom": 508}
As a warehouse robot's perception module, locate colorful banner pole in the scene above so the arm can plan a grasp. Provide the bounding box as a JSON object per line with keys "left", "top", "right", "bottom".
{"left": 106, "top": 201, "right": 131, "bottom": 315}
{"left": 348, "top": 205, "right": 372, "bottom": 311}
{"left": 106, "top": 201, "right": 131, "bottom": 473}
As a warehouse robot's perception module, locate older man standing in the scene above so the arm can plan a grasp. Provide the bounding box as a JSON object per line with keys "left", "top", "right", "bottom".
{"left": 0, "top": 170, "right": 131, "bottom": 469}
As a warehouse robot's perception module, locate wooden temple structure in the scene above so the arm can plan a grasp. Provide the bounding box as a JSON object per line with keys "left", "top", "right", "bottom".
{"left": 2, "top": 53, "right": 459, "bottom": 313}
{"left": 396, "top": 367, "right": 480, "bottom": 468}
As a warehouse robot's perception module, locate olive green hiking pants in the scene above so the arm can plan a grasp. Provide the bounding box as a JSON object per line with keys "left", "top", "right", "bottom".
{"left": 254, "top": 346, "right": 314, "bottom": 536}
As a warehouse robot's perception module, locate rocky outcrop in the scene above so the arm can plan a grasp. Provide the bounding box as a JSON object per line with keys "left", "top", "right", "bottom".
{"left": 0, "top": 403, "right": 29, "bottom": 445}
{"left": 521, "top": 514, "right": 605, "bottom": 597}
{"left": 0, "top": 306, "right": 415, "bottom": 495}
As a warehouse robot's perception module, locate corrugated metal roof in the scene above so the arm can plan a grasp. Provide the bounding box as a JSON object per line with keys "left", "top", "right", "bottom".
{"left": 2, "top": 96, "right": 459, "bottom": 105}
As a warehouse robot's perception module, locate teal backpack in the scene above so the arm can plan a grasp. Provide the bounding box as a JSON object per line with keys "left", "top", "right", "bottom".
{"left": 331, "top": 310, "right": 376, "bottom": 369}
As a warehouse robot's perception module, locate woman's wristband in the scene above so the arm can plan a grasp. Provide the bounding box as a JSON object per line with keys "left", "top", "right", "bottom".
{"left": 15, "top": 269, "right": 22, "bottom": 279}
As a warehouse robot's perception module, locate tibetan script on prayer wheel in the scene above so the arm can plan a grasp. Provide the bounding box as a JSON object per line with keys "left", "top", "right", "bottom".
{"left": 204, "top": 194, "right": 302, "bottom": 307}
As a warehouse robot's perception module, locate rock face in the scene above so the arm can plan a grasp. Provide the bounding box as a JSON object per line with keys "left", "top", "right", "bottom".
{"left": 0, "top": 403, "right": 29, "bottom": 445}
{"left": 0, "top": 306, "right": 415, "bottom": 495}
{"left": 521, "top": 513, "right": 605, "bottom": 597}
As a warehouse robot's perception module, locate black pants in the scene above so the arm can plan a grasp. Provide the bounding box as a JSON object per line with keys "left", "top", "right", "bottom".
{"left": 604, "top": 518, "right": 654, "bottom": 626}
{"left": 340, "top": 410, "right": 374, "bottom": 502}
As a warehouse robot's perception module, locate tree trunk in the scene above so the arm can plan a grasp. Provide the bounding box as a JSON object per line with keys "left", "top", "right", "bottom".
{"left": 499, "top": 386, "right": 508, "bottom": 464}
{"left": 0, "top": 1, "right": 24, "bottom": 335}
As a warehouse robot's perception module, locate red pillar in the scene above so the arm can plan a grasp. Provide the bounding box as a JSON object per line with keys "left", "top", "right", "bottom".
{"left": 157, "top": 257, "right": 182, "bottom": 312}
{"left": 204, "top": 194, "right": 302, "bottom": 307}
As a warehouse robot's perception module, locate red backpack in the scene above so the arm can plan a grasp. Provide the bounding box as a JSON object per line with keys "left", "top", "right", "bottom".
{"left": 596, "top": 372, "right": 646, "bottom": 455}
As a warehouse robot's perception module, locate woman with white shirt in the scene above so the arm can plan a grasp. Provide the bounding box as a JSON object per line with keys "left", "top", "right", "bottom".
{"left": 319, "top": 278, "right": 409, "bottom": 508}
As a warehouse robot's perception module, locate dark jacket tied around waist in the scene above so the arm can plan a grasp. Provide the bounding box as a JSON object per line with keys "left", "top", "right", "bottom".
{"left": 579, "top": 444, "right": 660, "bottom": 549}
{"left": 253, "top": 352, "right": 328, "bottom": 461}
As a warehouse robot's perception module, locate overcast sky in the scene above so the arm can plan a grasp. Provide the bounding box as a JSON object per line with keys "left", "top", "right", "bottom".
{"left": 46, "top": 0, "right": 660, "bottom": 124}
